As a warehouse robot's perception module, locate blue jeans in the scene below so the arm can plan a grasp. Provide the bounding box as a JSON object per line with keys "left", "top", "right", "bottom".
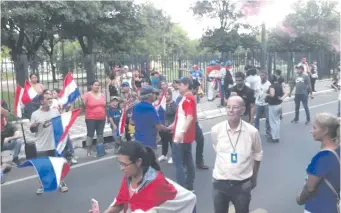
{"left": 220, "top": 82, "right": 225, "bottom": 106}
{"left": 172, "top": 143, "right": 195, "bottom": 190}
{"left": 294, "top": 94, "right": 311, "bottom": 121}
{"left": 2, "top": 139, "right": 23, "bottom": 160}
{"left": 254, "top": 104, "right": 271, "bottom": 134}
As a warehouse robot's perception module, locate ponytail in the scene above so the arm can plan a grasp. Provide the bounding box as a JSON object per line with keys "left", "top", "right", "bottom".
{"left": 145, "top": 146, "right": 161, "bottom": 171}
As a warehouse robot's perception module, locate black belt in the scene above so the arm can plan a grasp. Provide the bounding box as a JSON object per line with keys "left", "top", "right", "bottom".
{"left": 215, "top": 177, "right": 251, "bottom": 185}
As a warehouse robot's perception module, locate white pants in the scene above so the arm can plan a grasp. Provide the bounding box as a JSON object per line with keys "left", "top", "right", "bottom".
{"left": 207, "top": 81, "right": 216, "bottom": 101}
{"left": 269, "top": 104, "right": 282, "bottom": 140}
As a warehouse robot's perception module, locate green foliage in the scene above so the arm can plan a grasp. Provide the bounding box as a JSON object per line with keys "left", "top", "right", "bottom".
{"left": 191, "top": 0, "right": 258, "bottom": 54}
{"left": 268, "top": 0, "right": 340, "bottom": 52}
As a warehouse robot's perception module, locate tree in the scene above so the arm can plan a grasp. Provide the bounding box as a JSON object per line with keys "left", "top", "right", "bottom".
{"left": 1, "top": 1, "right": 70, "bottom": 85}
{"left": 268, "top": 0, "right": 340, "bottom": 52}
{"left": 191, "top": 0, "right": 256, "bottom": 57}
{"left": 61, "top": 1, "right": 142, "bottom": 87}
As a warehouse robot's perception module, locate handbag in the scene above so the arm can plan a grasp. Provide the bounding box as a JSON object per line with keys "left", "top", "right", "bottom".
{"left": 323, "top": 149, "right": 340, "bottom": 213}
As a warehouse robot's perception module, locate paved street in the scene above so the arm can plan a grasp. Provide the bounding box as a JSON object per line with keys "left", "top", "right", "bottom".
{"left": 1, "top": 92, "right": 339, "bottom": 213}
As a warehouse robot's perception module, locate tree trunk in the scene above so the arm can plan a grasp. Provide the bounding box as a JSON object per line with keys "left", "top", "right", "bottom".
{"left": 50, "top": 53, "right": 57, "bottom": 82}
{"left": 84, "top": 53, "right": 96, "bottom": 91}
{"left": 14, "top": 54, "right": 29, "bottom": 87}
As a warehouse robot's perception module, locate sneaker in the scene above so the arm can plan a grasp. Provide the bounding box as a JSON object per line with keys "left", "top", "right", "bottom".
{"left": 71, "top": 158, "right": 78, "bottom": 164}
{"left": 59, "top": 182, "right": 68, "bottom": 193}
{"left": 291, "top": 119, "right": 298, "bottom": 124}
{"left": 36, "top": 187, "right": 44, "bottom": 195}
{"left": 158, "top": 155, "right": 167, "bottom": 162}
{"left": 196, "top": 164, "right": 209, "bottom": 170}
{"left": 168, "top": 157, "right": 173, "bottom": 164}
{"left": 305, "top": 121, "right": 311, "bottom": 125}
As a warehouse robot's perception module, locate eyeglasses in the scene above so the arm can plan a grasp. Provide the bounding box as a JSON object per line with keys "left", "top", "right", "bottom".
{"left": 226, "top": 105, "right": 241, "bottom": 111}
{"left": 118, "top": 161, "right": 134, "bottom": 168}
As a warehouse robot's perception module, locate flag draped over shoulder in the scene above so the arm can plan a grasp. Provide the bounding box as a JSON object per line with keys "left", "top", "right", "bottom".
{"left": 21, "top": 80, "right": 38, "bottom": 104}
{"left": 18, "top": 157, "right": 70, "bottom": 192}
{"left": 58, "top": 72, "right": 80, "bottom": 106}
{"left": 52, "top": 109, "right": 81, "bottom": 154}
{"left": 118, "top": 104, "right": 127, "bottom": 136}
{"left": 153, "top": 90, "right": 167, "bottom": 124}
{"left": 111, "top": 171, "right": 196, "bottom": 213}
{"left": 14, "top": 85, "right": 24, "bottom": 118}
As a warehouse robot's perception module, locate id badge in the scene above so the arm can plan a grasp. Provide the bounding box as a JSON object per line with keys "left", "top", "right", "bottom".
{"left": 231, "top": 153, "right": 238, "bottom": 163}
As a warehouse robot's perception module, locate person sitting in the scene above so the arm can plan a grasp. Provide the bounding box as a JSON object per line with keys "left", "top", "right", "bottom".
{"left": 1, "top": 120, "right": 24, "bottom": 165}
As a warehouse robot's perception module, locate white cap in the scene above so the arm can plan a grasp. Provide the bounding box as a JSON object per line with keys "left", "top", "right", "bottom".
{"left": 123, "top": 65, "right": 129, "bottom": 69}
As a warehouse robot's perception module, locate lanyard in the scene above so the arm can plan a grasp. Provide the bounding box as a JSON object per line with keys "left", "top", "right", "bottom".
{"left": 225, "top": 121, "right": 242, "bottom": 153}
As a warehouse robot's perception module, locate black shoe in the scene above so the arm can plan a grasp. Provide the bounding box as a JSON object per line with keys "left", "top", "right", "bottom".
{"left": 272, "top": 139, "right": 280, "bottom": 143}
{"left": 291, "top": 119, "right": 298, "bottom": 124}
{"left": 12, "top": 158, "right": 21, "bottom": 166}
{"left": 196, "top": 164, "right": 209, "bottom": 170}
{"left": 305, "top": 121, "right": 311, "bottom": 125}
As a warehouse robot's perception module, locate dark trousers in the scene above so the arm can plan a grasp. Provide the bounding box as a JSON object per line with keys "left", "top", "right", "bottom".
{"left": 310, "top": 77, "right": 317, "bottom": 91}
{"left": 220, "top": 82, "right": 225, "bottom": 106}
{"left": 195, "top": 122, "right": 204, "bottom": 165}
{"left": 85, "top": 119, "right": 106, "bottom": 138}
{"left": 172, "top": 143, "right": 195, "bottom": 190}
{"left": 160, "top": 131, "right": 172, "bottom": 156}
{"left": 294, "top": 94, "right": 311, "bottom": 122}
{"left": 213, "top": 179, "right": 252, "bottom": 213}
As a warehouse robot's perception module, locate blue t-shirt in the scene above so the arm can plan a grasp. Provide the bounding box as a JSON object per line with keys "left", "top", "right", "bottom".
{"left": 190, "top": 70, "right": 203, "bottom": 81}
{"left": 151, "top": 77, "right": 160, "bottom": 89}
{"left": 107, "top": 106, "right": 122, "bottom": 128}
{"left": 132, "top": 101, "right": 160, "bottom": 149}
{"left": 305, "top": 148, "right": 340, "bottom": 213}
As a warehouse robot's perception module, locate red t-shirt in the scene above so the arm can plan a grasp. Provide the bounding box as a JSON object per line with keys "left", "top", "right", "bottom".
{"left": 173, "top": 93, "right": 196, "bottom": 143}
{"left": 83, "top": 92, "right": 106, "bottom": 120}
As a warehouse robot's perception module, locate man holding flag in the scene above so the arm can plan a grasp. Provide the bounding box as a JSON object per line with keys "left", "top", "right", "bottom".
{"left": 30, "top": 90, "right": 69, "bottom": 194}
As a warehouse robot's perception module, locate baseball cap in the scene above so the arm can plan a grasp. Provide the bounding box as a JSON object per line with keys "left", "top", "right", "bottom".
{"left": 140, "top": 85, "right": 158, "bottom": 96}
{"left": 110, "top": 96, "right": 120, "bottom": 102}
{"left": 123, "top": 65, "right": 129, "bottom": 69}
{"left": 180, "top": 77, "right": 193, "bottom": 89}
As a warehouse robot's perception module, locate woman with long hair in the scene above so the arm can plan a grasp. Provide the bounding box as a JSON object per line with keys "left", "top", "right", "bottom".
{"left": 82, "top": 80, "right": 106, "bottom": 157}
{"left": 267, "top": 74, "right": 288, "bottom": 143}
{"left": 89, "top": 142, "right": 196, "bottom": 213}
{"left": 296, "top": 113, "right": 340, "bottom": 213}
{"left": 107, "top": 72, "right": 119, "bottom": 98}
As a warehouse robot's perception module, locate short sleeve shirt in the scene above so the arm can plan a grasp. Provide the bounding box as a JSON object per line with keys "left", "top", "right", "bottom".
{"left": 132, "top": 101, "right": 160, "bottom": 149}
{"left": 305, "top": 148, "right": 340, "bottom": 213}
{"left": 230, "top": 85, "right": 255, "bottom": 116}
{"left": 173, "top": 93, "right": 196, "bottom": 143}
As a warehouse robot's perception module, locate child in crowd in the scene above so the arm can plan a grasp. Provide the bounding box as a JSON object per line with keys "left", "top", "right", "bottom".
{"left": 107, "top": 97, "right": 122, "bottom": 150}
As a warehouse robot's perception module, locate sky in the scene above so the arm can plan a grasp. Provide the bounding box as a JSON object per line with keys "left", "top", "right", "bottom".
{"left": 150, "top": 0, "right": 297, "bottom": 39}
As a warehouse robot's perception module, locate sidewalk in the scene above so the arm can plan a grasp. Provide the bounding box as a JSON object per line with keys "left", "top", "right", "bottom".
{"left": 3, "top": 79, "right": 336, "bottom": 162}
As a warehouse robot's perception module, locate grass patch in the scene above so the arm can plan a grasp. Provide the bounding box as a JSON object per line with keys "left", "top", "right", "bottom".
{"left": 1, "top": 72, "right": 15, "bottom": 80}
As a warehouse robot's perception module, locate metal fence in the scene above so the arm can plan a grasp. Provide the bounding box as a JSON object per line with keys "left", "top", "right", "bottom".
{"left": 1, "top": 50, "right": 339, "bottom": 113}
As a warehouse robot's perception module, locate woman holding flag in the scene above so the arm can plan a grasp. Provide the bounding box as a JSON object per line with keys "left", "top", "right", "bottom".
{"left": 89, "top": 142, "right": 196, "bottom": 213}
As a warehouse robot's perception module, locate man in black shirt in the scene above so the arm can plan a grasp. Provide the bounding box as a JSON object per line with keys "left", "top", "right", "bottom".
{"left": 229, "top": 71, "right": 255, "bottom": 123}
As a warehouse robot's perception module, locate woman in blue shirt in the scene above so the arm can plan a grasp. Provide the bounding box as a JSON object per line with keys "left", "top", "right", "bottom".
{"left": 297, "top": 113, "right": 340, "bottom": 213}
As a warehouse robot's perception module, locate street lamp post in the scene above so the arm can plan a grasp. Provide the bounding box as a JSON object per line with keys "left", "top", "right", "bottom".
{"left": 260, "top": 22, "right": 267, "bottom": 71}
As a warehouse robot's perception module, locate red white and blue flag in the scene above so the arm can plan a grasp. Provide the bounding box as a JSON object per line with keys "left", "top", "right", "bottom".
{"left": 58, "top": 72, "right": 80, "bottom": 107}
{"left": 52, "top": 108, "right": 81, "bottom": 154}
{"left": 14, "top": 85, "right": 24, "bottom": 118}
{"left": 18, "top": 157, "right": 70, "bottom": 192}
{"left": 153, "top": 90, "right": 167, "bottom": 124}
{"left": 21, "top": 80, "right": 38, "bottom": 104}
{"left": 118, "top": 104, "right": 127, "bottom": 136}
{"left": 111, "top": 172, "right": 196, "bottom": 213}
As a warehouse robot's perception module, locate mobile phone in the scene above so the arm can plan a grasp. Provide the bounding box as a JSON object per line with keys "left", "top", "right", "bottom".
{"left": 91, "top": 199, "right": 100, "bottom": 213}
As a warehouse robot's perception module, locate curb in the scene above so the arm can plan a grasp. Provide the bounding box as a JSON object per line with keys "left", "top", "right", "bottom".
{"left": 197, "top": 88, "right": 337, "bottom": 121}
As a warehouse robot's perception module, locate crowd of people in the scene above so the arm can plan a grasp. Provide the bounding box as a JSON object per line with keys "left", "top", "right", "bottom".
{"left": 1, "top": 59, "right": 340, "bottom": 213}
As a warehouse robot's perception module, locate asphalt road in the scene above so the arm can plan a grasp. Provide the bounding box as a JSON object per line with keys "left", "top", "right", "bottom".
{"left": 1, "top": 92, "right": 339, "bottom": 213}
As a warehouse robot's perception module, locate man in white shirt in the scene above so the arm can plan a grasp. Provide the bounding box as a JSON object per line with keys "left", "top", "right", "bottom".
{"left": 217, "top": 62, "right": 226, "bottom": 106}
{"left": 254, "top": 72, "right": 271, "bottom": 136}
{"left": 211, "top": 96, "right": 263, "bottom": 213}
